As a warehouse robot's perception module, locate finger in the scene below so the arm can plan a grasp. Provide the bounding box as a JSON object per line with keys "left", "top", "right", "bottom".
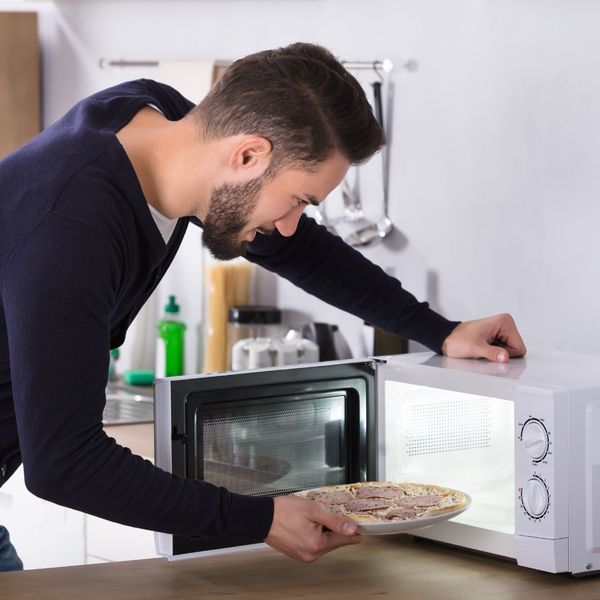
{"left": 495, "top": 314, "right": 527, "bottom": 357}
{"left": 308, "top": 530, "right": 362, "bottom": 562}
{"left": 311, "top": 506, "right": 359, "bottom": 536}
{"left": 506, "top": 340, "right": 527, "bottom": 358}
{"left": 323, "top": 530, "right": 363, "bottom": 546}
{"left": 505, "top": 332, "right": 527, "bottom": 357}
{"left": 482, "top": 344, "right": 509, "bottom": 363}
{"left": 318, "top": 532, "right": 363, "bottom": 556}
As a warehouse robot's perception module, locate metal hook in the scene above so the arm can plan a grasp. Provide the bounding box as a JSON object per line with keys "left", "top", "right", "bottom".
{"left": 372, "top": 60, "right": 383, "bottom": 82}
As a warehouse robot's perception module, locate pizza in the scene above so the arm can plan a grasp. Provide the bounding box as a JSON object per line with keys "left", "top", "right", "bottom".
{"left": 295, "top": 481, "right": 468, "bottom": 523}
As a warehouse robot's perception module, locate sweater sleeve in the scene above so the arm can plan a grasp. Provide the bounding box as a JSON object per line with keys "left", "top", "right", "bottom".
{"left": 2, "top": 212, "right": 273, "bottom": 539}
{"left": 246, "top": 215, "right": 459, "bottom": 353}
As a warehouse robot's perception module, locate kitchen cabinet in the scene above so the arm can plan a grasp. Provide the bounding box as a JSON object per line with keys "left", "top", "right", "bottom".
{"left": 0, "top": 12, "right": 41, "bottom": 159}
{"left": 85, "top": 423, "right": 157, "bottom": 564}
{"left": 0, "top": 424, "right": 157, "bottom": 569}
{"left": 0, "top": 466, "right": 86, "bottom": 570}
{"left": 85, "top": 515, "right": 157, "bottom": 564}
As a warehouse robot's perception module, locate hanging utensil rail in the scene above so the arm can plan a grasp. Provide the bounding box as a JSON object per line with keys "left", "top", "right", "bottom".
{"left": 98, "top": 58, "right": 414, "bottom": 72}
{"left": 98, "top": 58, "right": 232, "bottom": 69}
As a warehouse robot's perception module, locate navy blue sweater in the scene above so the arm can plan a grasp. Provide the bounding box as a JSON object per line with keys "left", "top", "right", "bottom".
{"left": 0, "top": 80, "right": 458, "bottom": 540}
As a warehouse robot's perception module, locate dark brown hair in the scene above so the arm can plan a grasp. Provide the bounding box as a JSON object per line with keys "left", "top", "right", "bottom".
{"left": 189, "top": 42, "right": 384, "bottom": 171}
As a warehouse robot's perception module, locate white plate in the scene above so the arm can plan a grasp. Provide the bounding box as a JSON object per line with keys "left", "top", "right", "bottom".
{"left": 355, "top": 494, "right": 472, "bottom": 536}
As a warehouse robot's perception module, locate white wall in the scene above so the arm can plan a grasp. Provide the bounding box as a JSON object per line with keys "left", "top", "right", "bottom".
{"left": 6, "top": 0, "right": 600, "bottom": 358}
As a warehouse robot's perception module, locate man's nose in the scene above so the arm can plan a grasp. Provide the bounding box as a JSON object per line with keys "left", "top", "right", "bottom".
{"left": 274, "top": 206, "right": 304, "bottom": 237}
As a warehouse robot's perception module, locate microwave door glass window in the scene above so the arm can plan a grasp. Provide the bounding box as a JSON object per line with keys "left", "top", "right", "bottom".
{"left": 197, "top": 395, "right": 349, "bottom": 496}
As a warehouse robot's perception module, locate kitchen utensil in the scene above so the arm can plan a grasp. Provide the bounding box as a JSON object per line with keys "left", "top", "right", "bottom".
{"left": 328, "top": 169, "right": 379, "bottom": 238}
{"left": 341, "top": 177, "right": 365, "bottom": 221}
{"left": 346, "top": 79, "right": 394, "bottom": 247}
{"left": 337, "top": 169, "right": 383, "bottom": 240}
{"left": 345, "top": 216, "right": 393, "bottom": 246}
{"left": 312, "top": 203, "right": 338, "bottom": 235}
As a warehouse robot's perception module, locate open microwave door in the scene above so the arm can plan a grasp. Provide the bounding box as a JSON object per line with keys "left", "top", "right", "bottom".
{"left": 153, "top": 360, "right": 376, "bottom": 559}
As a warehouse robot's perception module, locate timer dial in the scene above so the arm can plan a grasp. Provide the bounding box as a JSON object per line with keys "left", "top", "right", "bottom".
{"left": 522, "top": 476, "right": 550, "bottom": 518}
{"left": 521, "top": 419, "right": 549, "bottom": 461}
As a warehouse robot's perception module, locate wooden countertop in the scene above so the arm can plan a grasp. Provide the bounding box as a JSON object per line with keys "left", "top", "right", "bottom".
{"left": 104, "top": 422, "right": 154, "bottom": 461}
{"left": 2, "top": 535, "right": 600, "bottom": 599}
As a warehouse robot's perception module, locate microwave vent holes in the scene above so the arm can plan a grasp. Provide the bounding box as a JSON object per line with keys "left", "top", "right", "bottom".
{"left": 405, "top": 398, "right": 492, "bottom": 457}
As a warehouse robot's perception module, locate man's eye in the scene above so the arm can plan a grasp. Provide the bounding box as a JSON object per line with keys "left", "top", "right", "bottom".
{"left": 295, "top": 197, "right": 309, "bottom": 207}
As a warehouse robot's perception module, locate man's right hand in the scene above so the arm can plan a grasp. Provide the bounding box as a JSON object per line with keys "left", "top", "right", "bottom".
{"left": 265, "top": 495, "right": 362, "bottom": 562}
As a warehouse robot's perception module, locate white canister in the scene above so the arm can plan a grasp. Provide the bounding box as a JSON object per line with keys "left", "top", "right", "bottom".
{"left": 273, "top": 338, "right": 319, "bottom": 366}
{"left": 231, "top": 337, "right": 271, "bottom": 371}
{"left": 231, "top": 337, "right": 319, "bottom": 371}
{"left": 248, "top": 339, "right": 272, "bottom": 369}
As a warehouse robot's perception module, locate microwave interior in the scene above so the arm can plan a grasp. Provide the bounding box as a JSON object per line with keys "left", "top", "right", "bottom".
{"left": 380, "top": 379, "right": 515, "bottom": 536}
{"left": 163, "top": 361, "right": 376, "bottom": 555}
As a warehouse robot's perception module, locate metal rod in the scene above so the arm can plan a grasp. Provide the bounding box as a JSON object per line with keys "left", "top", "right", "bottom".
{"left": 98, "top": 58, "right": 403, "bottom": 72}
{"left": 98, "top": 58, "right": 232, "bottom": 69}
{"left": 342, "top": 59, "right": 394, "bottom": 72}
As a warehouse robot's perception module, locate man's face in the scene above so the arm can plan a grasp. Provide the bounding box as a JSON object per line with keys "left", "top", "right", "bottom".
{"left": 202, "top": 151, "right": 349, "bottom": 260}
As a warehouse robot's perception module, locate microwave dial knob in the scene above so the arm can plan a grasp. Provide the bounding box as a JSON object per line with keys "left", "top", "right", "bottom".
{"left": 522, "top": 477, "right": 550, "bottom": 518}
{"left": 521, "top": 419, "right": 549, "bottom": 461}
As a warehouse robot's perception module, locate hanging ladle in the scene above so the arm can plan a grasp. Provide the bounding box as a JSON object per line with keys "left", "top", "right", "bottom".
{"left": 345, "top": 77, "right": 394, "bottom": 246}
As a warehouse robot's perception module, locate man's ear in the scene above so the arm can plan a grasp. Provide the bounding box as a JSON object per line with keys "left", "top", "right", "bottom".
{"left": 230, "top": 136, "right": 272, "bottom": 175}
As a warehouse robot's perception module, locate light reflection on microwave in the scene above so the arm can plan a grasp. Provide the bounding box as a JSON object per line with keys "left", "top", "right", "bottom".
{"left": 383, "top": 382, "right": 515, "bottom": 534}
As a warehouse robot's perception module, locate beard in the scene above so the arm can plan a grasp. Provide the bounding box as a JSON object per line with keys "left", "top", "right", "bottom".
{"left": 201, "top": 174, "right": 265, "bottom": 261}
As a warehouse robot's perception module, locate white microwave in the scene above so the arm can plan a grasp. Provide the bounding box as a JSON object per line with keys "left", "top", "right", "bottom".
{"left": 154, "top": 349, "right": 600, "bottom": 575}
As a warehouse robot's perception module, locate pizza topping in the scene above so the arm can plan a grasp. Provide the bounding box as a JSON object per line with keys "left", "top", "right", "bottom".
{"left": 384, "top": 507, "right": 420, "bottom": 521}
{"left": 344, "top": 498, "right": 393, "bottom": 512}
{"left": 397, "top": 494, "right": 442, "bottom": 508}
{"left": 295, "top": 482, "right": 467, "bottom": 527}
{"left": 355, "top": 486, "right": 403, "bottom": 500}
{"left": 306, "top": 490, "right": 354, "bottom": 505}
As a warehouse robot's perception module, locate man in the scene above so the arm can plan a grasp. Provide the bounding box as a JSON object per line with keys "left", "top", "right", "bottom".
{"left": 0, "top": 42, "right": 526, "bottom": 570}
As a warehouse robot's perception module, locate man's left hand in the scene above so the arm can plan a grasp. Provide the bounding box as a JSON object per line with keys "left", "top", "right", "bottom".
{"left": 441, "top": 313, "right": 526, "bottom": 363}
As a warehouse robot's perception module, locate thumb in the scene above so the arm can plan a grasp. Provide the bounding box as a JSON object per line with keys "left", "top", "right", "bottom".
{"left": 314, "top": 507, "right": 358, "bottom": 536}
{"left": 480, "top": 343, "right": 509, "bottom": 363}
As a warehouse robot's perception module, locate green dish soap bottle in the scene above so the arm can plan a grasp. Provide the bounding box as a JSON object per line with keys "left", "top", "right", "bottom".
{"left": 157, "top": 295, "right": 186, "bottom": 377}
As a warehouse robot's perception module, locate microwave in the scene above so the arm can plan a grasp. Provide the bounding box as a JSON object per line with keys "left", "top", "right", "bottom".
{"left": 154, "top": 349, "right": 600, "bottom": 575}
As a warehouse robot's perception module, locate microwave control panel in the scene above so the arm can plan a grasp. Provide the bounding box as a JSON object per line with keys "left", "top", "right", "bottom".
{"left": 520, "top": 418, "right": 550, "bottom": 463}
{"left": 515, "top": 386, "right": 568, "bottom": 539}
{"left": 519, "top": 473, "right": 550, "bottom": 519}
